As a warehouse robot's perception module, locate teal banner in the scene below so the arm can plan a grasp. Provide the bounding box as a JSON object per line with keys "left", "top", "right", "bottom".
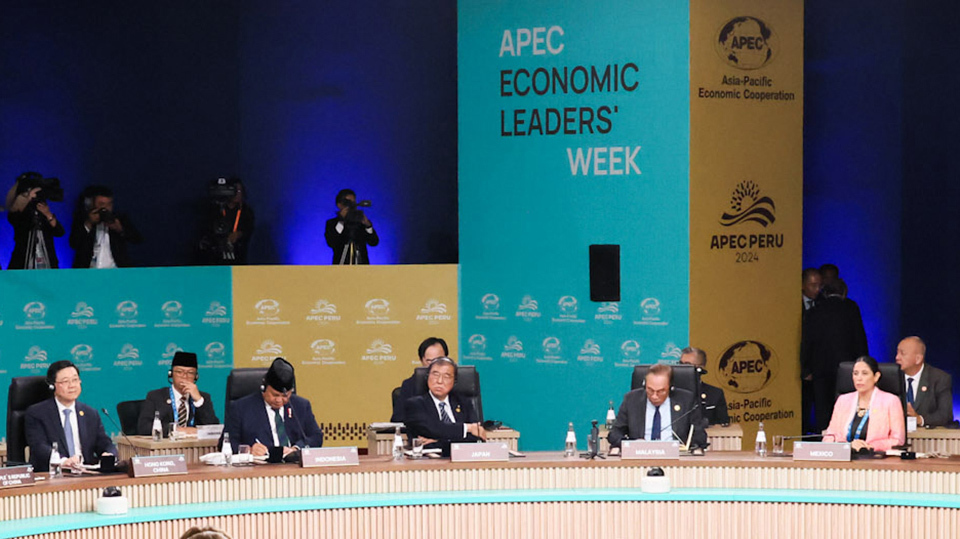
{"left": 0, "top": 267, "right": 233, "bottom": 437}
{"left": 459, "top": 0, "right": 691, "bottom": 449}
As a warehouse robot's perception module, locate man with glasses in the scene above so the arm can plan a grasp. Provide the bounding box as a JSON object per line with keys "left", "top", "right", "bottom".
{"left": 137, "top": 351, "right": 219, "bottom": 436}
{"left": 404, "top": 357, "right": 486, "bottom": 452}
{"left": 25, "top": 360, "right": 117, "bottom": 472}
{"left": 223, "top": 357, "right": 323, "bottom": 460}
{"left": 391, "top": 337, "right": 449, "bottom": 422}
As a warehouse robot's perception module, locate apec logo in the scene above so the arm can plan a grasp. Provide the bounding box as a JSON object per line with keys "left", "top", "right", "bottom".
{"left": 660, "top": 342, "right": 682, "bottom": 361}
{"left": 161, "top": 300, "right": 183, "bottom": 320}
{"left": 558, "top": 295, "right": 578, "bottom": 315}
{"left": 25, "top": 345, "right": 49, "bottom": 362}
{"left": 70, "top": 344, "right": 94, "bottom": 363}
{"left": 596, "top": 302, "right": 623, "bottom": 322}
{"left": 515, "top": 295, "right": 542, "bottom": 320}
{"left": 716, "top": 16, "right": 777, "bottom": 70}
{"left": 23, "top": 301, "right": 46, "bottom": 321}
{"left": 205, "top": 301, "right": 228, "bottom": 317}
{"left": 256, "top": 340, "right": 283, "bottom": 355}
{"left": 717, "top": 340, "right": 778, "bottom": 393}
{"left": 161, "top": 343, "right": 182, "bottom": 361}
{"left": 310, "top": 300, "right": 338, "bottom": 315}
{"left": 417, "top": 299, "right": 452, "bottom": 323}
{"left": 362, "top": 339, "right": 397, "bottom": 362}
{"left": 468, "top": 334, "right": 487, "bottom": 354}
{"left": 720, "top": 181, "right": 776, "bottom": 228}
{"left": 481, "top": 294, "right": 500, "bottom": 314}
{"left": 365, "top": 298, "right": 391, "bottom": 317}
{"left": 71, "top": 302, "right": 95, "bottom": 318}
{"left": 116, "top": 300, "right": 138, "bottom": 319}
{"left": 501, "top": 336, "right": 525, "bottom": 361}
{"left": 310, "top": 339, "right": 336, "bottom": 354}
{"left": 255, "top": 299, "right": 281, "bottom": 317}
{"left": 542, "top": 337, "right": 561, "bottom": 355}
{"left": 205, "top": 342, "right": 226, "bottom": 361}
{"left": 117, "top": 344, "right": 140, "bottom": 360}
{"left": 641, "top": 298, "right": 661, "bottom": 317}
{"left": 620, "top": 340, "right": 642, "bottom": 359}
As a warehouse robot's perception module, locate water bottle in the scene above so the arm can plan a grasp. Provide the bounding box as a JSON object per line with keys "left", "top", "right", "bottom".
{"left": 49, "top": 441, "right": 62, "bottom": 478}
{"left": 564, "top": 422, "right": 577, "bottom": 458}
{"left": 221, "top": 432, "right": 233, "bottom": 466}
{"left": 392, "top": 426, "right": 404, "bottom": 460}
{"left": 755, "top": 421, "right": 767, "bottom": 457}
{"left": 151, "top": 411, "right": 163, "bottom": 442}
{"left": 605, "top": 401, "right": 616, "bottom": 429}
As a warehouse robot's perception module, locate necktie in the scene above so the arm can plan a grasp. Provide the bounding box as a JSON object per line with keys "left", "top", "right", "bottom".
{"left": 63, "top": 409, "right": 77, "bottom": 457}
{"left": 439, "top": 402, "right": 454, "bottom": 424}
{"left": 907, "top": 378, "right": 915, "bottom": 406}
{"left": 178, "top": 397, "right": 188, "bottom": 427}
{"left": 274, "top": 408, "right": 289, "bottom": 446}
{"left": 651, "top": 405, "right": 661, "bottom": 440}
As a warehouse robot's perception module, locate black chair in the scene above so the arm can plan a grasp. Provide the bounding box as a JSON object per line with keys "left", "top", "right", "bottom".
{"left": 391, "top": 387, "right": 402, "bottom": 416}
{"left": 116, "top": 400, "right": 145, "bottom": 436}
{"left": 631, "top": 364, "right": 700, "bottom": 397}
{"left": 6, "top": 376, "right": 53, "bottom": 465}
{"left": 224, "top": 368, "right": 296, "bottom": 415}
{"left": 410, "top": 366, "right": 483, "bottom": 422}
{"left": 835, "top": 361, "right": 907, "bottom": 441}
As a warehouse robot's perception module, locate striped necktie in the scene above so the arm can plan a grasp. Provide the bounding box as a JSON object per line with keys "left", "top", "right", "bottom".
{"left": 439, "top": 402, "right": 454, "bottom": 424}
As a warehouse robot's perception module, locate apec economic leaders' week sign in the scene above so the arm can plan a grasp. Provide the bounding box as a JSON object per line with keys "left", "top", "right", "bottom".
{"left": 459, "top": 1, "right": 690, "bottom": 450}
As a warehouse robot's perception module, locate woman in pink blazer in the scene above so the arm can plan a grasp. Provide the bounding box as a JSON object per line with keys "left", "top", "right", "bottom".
{"left": 823, "top": 356, "right": 905, "bottom": 451}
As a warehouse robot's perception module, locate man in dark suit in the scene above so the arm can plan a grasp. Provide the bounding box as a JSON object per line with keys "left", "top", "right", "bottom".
{"left": 324, "top": 188, "right": 379, "bottom": 265}
{"left": 223, "top": 358, "right": 323, "bottom": 459}
{"left": 137, "top": 351, "right": 219, "bottom": 436}
{"left": 896, "top": 336, "right": 955, "bottom": 427}
{"left": 679, "top": 347, "right": 730, "bottom": 426}
{"left": 391, "top": 337, "right": 449, "bottom": 422}
{"left": 800, "top": 267, "right": 822, "bottom": 433}
{"left": 404, "top": 357, "right": 487, "bottom": 451}
{"left": 25, "top": 360, "right": 117, "bottom": 472}
{"left": 608, "top": 364, "right": 707, "bottom": 451}
{"left": 69, "top": 185, "right": 142, "bottom": 268}
{"left": 801, "top": 278, "right": 869, "bottom": 432}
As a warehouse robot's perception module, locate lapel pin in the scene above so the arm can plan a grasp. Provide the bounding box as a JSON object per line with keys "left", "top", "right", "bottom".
{"left": 701, "top": 393, "right": 707, "bottom": 400}
{"left": 674, "top": 404, "right": 681, "bottom": 412}
{"left": 166, "top": 399, "right": 172, "bottom": 405}
{"left": 288, "top": 408, "right": 292, "bottom": 418}
{"left": 455, "top": 405, "right": 461, "bottom": 413}
{"left": 922, "top": 386, "right": 928, "bottom": 392}
{"left": 79, "top": 410, "right": 85, "bottom": 417}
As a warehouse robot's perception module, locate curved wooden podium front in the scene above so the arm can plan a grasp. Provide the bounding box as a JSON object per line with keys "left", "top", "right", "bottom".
{"left": 3, "top": 452, "right": 960, "bottom": 539}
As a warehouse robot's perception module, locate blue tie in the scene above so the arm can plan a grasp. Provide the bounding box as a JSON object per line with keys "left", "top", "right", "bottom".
{"left": 651, "top": 405, "right": 661, "bottom": 440}
{"left": 907, "top": 378, "right": 915, "bottom": 406}
{"left": 63, "top": 409, "right": 77, "bottom": 457}
{"left": 439, "top": 402, "right": 454, "bottom": 424}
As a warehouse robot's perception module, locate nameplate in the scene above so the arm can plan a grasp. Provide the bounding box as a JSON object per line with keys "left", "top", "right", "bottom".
{"left": 301, "top": 447, "right": 360, "bottom": 468}
{"left": 196, "top": 424, "right": 225, "bottom": 441}
{"left": 450, "top": 442, "right": 510, "bottom": 462}
{"left": 0, "top": 466, "right": 35, "bottom": 489}
{"left": 793, "top": 442, "right": 851, "bottom": 462}
{"left": 130, "top": 455, "right": 188, "bottom": 477}
{"left": 621, "top": 440, "right": 681, "bottom": 460}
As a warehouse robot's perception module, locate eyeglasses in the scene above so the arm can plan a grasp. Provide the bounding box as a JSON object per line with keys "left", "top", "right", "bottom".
{"left": 55, "top": 377, "right": 81, "bottom": 386}
{"left": 429, "top": 372, "right": 454, "bottom": 382}
{"left": 171, "top": 368, "right": 197, "bottom": 377}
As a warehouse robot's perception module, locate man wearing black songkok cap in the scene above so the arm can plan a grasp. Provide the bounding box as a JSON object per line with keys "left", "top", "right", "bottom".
{"left": 223, "top": 357, "right": 323, "bottom": 458}
{"left": 138, "top": 351, "right": 219, "bottom": 436}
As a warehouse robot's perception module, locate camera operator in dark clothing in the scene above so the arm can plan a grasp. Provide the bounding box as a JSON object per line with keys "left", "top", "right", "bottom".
{"left": 199, "top": 177, "right": 255, "bottom": 265}
{"left": 6, "top": 172, "right": 65, "bottom": 269}
{"left": 69, "top": 185, "right": 142, "bottom": 268}
{"left": 324, "top": 188, "right": 378, "bottom": 265}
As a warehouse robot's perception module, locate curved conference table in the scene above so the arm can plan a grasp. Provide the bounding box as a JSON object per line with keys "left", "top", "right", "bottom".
{"left": 3, "top": 451, "right": 960, "bottom": 539}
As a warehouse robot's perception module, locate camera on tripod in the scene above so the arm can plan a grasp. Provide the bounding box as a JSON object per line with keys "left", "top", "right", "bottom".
{"left": 342, "top": 198, "right": 372, "bottom": 225}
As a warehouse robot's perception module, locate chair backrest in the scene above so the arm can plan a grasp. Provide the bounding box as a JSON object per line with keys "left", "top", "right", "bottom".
{"left": 411, "top": 366, "right": 483, "bottom": 422}
{"left": 224, "top": 368, "right": 296, "bottom": 415}
{"left": 116, "top": 399, "right": 145, "bottom": 436}
{"left": 391, "top": 387, "right": 402, "bottom": 415}
{"left": 6, "top": 376, "right": 53, "bottom": 464}
{"left": 631, "top": 364, "right": 700, "bottom": 396}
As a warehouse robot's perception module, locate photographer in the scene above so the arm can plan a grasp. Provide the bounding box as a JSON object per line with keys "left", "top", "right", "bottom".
{"left": 6, "top": 172, "right": 65, "bottom": 269}
{"left": 198, "top": 177, "right": 254, "bottom": 265}
{"left": 324, "top": 188, "right": 378, "bottom": 265}
{"left": 70, "top": 185, "right": 142, "bottom": 268}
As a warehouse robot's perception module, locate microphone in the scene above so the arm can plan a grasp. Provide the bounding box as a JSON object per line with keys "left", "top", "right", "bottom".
{"left": 101, "top": 407, "right": 145, "bottom": 460}
{"left": 665, "top": 399, "right": 706, "bottom": 451}
{"left": 287, "top": 403, "right": 309, "bottom": 449}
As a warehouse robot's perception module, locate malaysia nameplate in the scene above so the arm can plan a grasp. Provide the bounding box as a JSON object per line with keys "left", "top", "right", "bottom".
{"left": 0, "top": 465, "right": 35, "bottom": 489}
{"left": 621, "top": 440, "right": 681, "bottom": 460}
{"left": 130, "top": 455, "right": 188, "bottom": 477}
{"left": 301, "top": 447, "right": 359, "bottom": 468}
{"left": 793, "top": 442, "right": 851, "bottom": 462}
{"left": 450, "top": 442, "right": 510, "bottom": 462}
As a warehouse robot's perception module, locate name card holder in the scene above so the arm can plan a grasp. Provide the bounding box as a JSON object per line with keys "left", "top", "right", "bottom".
{"left": 130, "top": 455, "right": 189, "bottom": 477}
{"left": 197, "top": 424, "right": 225, "bottom": 441}
{"left": 621, "top": 440, "right": 681, "bottom": 460}
{"left": 793, "top": 442, "right": 851, "bottom": 462}
{"left": 0, "top": 465, "right": 35, "bottom": 489}
{"left": 301, "top": 447, "right": 360, "bottom": 468}
{"left": 450, "top": 442, "right": 510, "bottom": 462}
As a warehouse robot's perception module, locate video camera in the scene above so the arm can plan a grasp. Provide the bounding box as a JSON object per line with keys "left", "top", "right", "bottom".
{"left": 16, "top": 172, "right": 64, "bottom": 203}
{"left": 208, "top": 177, "right": 240, "bottom": 206}
{"left": 342, "top": 198, "right": 372, "bottom": 225}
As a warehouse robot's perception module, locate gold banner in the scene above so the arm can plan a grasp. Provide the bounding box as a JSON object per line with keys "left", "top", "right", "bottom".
{"left": 232, "top": 265, "right": 458, "bottom": 447}
{"left": 690, "top": 0, "right": 804, "bottom": 445}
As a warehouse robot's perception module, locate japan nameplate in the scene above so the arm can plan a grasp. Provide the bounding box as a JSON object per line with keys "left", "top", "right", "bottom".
{"left": 450, "top": 442, "right": 510, "bottom": 462}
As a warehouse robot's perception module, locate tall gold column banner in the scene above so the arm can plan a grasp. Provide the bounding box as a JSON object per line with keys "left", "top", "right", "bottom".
{"left": 690, "top": 1, "right": 803, "bottom": 446}
{"left": 232, "top": 265, "right": 458, "bottom": 447}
